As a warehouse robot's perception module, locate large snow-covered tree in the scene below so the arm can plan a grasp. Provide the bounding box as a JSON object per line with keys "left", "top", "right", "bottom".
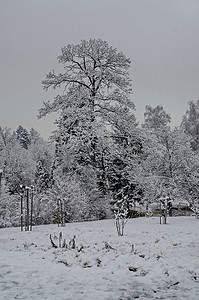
{"left": 38, "top": 39, "right": 134, "bottom": 145}
{"left": 38, "top": 39, "right": 138, "bottom": 220}
{"left": 141, "top": 105, "right": 199, "bottom": 205}
{"left": 181, "top": 100, "right": 199, "bottom": 151}
{"left": 141, "top": 105, "right": 172, "bottom": 200}
{"left": 39, "top": 39, "right": 133, "bottom": 116}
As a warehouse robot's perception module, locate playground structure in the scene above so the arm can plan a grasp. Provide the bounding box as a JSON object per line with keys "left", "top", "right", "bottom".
{"left": 129, "top": 198, "right": 171, "bottom": 224}
{"left": 128, "top": 199, "right": 193, "bottom": 218}
{"left": 20, "top": 185, "right": 34, "bottom": 231}
{"left": 128, "top": 205, "right": 146, "bottom": 218}
{"left": 170, "top": 200, "right": 193, "bottom": 216}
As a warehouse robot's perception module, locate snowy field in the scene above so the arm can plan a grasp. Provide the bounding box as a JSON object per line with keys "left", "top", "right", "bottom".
{"left": 0, "top": 216, "right": 199, "bottom": 300}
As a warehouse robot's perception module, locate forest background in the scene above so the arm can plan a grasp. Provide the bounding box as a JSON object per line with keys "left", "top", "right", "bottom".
{"left": 1, "top": 39, "right": 199, "bottom": 228}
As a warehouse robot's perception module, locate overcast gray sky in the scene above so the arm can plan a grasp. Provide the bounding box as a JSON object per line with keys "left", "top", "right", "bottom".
{"left": 1, "top": 0, "right": 199, "bottom": 138}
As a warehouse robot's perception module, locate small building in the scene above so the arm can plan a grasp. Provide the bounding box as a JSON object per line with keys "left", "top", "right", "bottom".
{"left": 171, "top": 200, "right": 193, "bottom": 216}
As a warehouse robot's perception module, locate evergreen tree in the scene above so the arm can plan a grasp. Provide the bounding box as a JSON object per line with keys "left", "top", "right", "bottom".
{"left": 16, "top": 125, "right": 31, "bottom": 149}
{"left": 35, "top": 160, "right": 52, "bottom": 193}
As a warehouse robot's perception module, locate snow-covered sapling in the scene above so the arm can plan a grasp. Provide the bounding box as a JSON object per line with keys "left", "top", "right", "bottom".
{"left": 113, "top": 194, "right": 129, "bottom": 236}
{"left": 159, "top": 197, "right": 171, "bottom": 224}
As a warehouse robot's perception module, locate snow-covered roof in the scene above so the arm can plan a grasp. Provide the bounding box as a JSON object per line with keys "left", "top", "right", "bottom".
{"left": 172, "top": 200, "right": 190, "bottom": 208}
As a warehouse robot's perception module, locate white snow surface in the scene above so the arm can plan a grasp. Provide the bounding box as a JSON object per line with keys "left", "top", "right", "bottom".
{"left": 0, "top": 216, "right": 199, "bottom": 300}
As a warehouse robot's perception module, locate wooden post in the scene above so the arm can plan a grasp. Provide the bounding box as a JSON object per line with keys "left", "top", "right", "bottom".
{"left": 160, "top": 202, "right": 162, "bottom": 224}
{"left": 164, "top": 199, "right": 167, "bottom": 224}
{"left": 0, "top": 169, "right": 3, "bottom": 196}
{"left": 30, "top": 186, "right": 34, "bottom": 231}
{"left": 20, "top": 192, "right": 23, "bottom": 231}
{"left": 26, "top": 187, "right": 30, "bottom": 231}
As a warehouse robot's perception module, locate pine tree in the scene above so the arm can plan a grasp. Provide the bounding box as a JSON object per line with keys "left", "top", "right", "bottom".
{"left": 16, "top": 125, "right": 31, "bottom": 149}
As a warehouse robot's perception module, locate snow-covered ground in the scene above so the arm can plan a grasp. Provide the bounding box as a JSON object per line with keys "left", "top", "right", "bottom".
{"left": 0, "top": 216, "right": 199, "bottom": 300}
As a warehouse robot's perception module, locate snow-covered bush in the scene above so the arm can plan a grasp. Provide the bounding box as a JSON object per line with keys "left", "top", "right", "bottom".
{"left": 0, "top": 192, "right": 20, "bottom": 228}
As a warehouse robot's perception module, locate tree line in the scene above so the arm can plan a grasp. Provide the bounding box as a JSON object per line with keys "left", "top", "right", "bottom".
{"left": 1, "top": 39, "right": 199, "bottom": 227}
